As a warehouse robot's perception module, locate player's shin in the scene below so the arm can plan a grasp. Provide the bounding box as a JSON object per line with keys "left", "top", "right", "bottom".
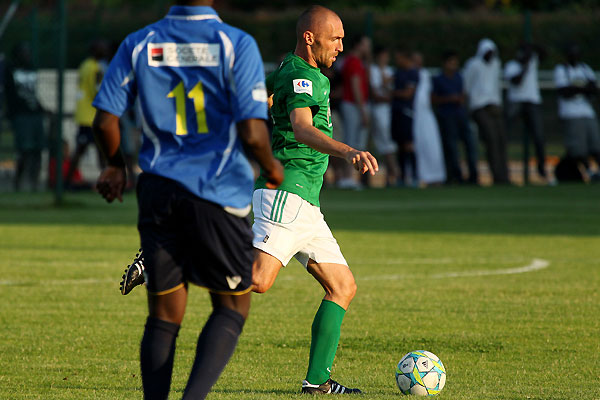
{"left": 305, "top": 299, "right": 346, "bottom": 385}
{"left": 140, "top": 316, "right": 180, "bottom": 400}
{"left": 182, "top": 307, "right": 246, "bottom": 399}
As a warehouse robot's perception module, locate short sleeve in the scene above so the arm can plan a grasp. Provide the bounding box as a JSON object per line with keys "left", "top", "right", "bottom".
{"left": 282, "top": 70, "right": 320, "bottom": 115}
{"left": 92, "top": 37, "right": 137, "bottom": 117}
{"left": 554, "top": 65, "right": 568, "bottom": 88}
{"left": 228, "top": 34, "right": 268, "bottom": 122}
{"left": 504, "top": 60, "right": 521, "bottom": 80}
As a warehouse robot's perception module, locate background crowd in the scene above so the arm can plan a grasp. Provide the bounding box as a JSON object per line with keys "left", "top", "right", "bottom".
{"left": 1, "top": 34, "right": 600, "bottom": 192}
{"left": 325, "top": 36, "right": 600, "bottom": 189}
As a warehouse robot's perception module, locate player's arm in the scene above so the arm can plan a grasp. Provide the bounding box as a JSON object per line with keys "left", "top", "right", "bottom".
{"left": 393, "top": 85, "right": 415, "bottom": 100}
{"left": 237, "top": 118, "right": 283, "bottom": 188}
{"left": 290, "top": 107, "right": 378, "bottom": 175}
{"left": 93, "top": 109, "right": 126, "bottom": 203}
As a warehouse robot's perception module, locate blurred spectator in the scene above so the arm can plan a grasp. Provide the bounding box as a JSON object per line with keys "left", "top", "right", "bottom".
{"left": 3, "top": 42, "right": 46, "bottom": 191}
{"left": 0, "top": 53, "right": 5, "bottom": 117}
{"left": 412, "top": 52, "right": 445, "bottom": 185}
{"left": 48, "top": 140, "right": 90, "bottom": 190}
{"left": 339, "top": 35, "right": 371, "bottom": 189}
{"left": 369, "top": 46, "right": 399, "bottom": 186}
{"left": 321, "top": 66, "right": 346, "bottom": 187}
{"left": 432, "top": 50, "right": 479, "bottom": 185}
{"left": 66, "top": 39, "right": 110, "bottom": 188}
{"left": 554, "top": 43, "right": 600, "bottom": 178}
{"left": 392, "top": 48, "right": 419, "bottom": 186}
{"left": 464, "top": 38, "right": 509, "bottom": 184}
{"left": 505, "top": 42, "right": 547, "bottom": 180}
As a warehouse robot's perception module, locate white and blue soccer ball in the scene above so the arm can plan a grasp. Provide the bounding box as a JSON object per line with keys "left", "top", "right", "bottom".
{"left": 395, "top": 350, "right": 446, "bottom": 396}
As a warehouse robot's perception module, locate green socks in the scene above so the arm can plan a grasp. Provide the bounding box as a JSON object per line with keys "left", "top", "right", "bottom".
{"left": 305, "top": 299, "right": 346, "bottom": 385}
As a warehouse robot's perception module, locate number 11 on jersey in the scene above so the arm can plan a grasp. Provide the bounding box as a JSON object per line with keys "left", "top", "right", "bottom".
{"left": 167, "top": 81, "right": 209, "bottom": 135}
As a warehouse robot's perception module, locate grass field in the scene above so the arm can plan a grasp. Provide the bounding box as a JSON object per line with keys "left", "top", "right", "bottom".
{"left": 1, "top": 185, "right": 599, "bottom": 400}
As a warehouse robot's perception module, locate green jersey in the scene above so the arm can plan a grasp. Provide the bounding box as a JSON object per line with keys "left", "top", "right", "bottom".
{"left": 255, "top": 52, "right": 332, "bottom": 207}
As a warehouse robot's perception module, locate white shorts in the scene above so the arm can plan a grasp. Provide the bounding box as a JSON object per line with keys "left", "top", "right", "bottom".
{"left": 252, "top": 189, "right": 348, "bottom": 268}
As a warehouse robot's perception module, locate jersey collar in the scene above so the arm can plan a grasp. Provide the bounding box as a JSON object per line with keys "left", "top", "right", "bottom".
{"left": 289, "top": 52, "right": 319, "bottom": 70}
{"left": 165, "top": 6, "right": 222, "bottom": 22}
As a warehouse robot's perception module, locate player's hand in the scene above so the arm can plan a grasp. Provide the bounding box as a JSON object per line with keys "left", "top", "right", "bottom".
{"left": 96, "top": 166, "right": 126, "bottom": 203}
{"left": 264, "top": 159, "right": 284, "bottom": 189}
{"left": 346, "top": 149, "right": 379, "bottom": 176}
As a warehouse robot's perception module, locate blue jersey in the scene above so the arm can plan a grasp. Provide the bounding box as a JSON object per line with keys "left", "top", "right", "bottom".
{"left": 93, "top": 6, "right": 268, "bottom": 213}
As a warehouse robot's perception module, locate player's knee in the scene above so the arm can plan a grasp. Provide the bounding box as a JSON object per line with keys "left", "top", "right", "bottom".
{"left": 332, "top": 276, "right": 357, "bottom": 302}
{"left": 345, "top": 279, "right": 358, "bottom": 301}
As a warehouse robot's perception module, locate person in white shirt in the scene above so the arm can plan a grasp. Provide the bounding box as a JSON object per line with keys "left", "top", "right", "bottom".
{"left": 412, "top": 51, "right": 446, "bottom": 185}
{"left": 464, "top": 38, "right": 510, "bottom": 184}
{"left": 369, "top": 46, "right": 399, "bottom": 186}
{"left": 505, "top": 42, "right": 547, "bottom": 180}
{"left": 554, "top": 44, "right": 600, "bottom": 173}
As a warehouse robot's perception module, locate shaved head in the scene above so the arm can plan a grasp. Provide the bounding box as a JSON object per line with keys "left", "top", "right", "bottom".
{"left": 296, "top": 5, "right": 340, "bottom": 41}
{"left": 294, "top": 5, "right": 344, "bottom": 68}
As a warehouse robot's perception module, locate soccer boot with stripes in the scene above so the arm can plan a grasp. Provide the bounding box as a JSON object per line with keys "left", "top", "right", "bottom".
{"left": 120, "top": 249, "right": 145, "bottom": 295}
{"left": 301, "top": 379, "right": 362, "bottom": 395}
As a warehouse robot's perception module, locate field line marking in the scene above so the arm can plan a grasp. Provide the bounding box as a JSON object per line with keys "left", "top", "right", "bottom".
{"left": 0, "top": 259, "right": 550, "bottom": 286}
{"left": 0, "top": 278, "right": 114, "bottom": 286}
{"left": 358, "top": 258, "right": 549, "bottom": 281}
{"left": 430, "top": 258, "right": 549, "bottom": 279}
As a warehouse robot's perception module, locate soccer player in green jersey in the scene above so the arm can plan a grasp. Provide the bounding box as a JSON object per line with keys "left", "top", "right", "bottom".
{"left": 252, "top": 5, "right": 378, "bottom": 395}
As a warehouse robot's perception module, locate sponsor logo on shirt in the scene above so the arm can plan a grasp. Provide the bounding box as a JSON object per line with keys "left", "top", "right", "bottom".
{"left": 293, "top": 79, "right": 313, "bottom": 96}
{"left": 148, "top": 43, "right": 220, "bottom": 67}
{"left": 150, "top": 47, "right": 163, "bottom": 62}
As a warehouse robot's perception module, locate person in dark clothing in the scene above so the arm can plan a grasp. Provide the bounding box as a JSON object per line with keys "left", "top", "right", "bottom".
{"left": 4, "top": 42, "right": 46, "bottom": 191}
{"left": 504, "top": 42, "right": 547, "bottom": 180}
{"left": 432, "top": 50, "right": 479, "bottom": 184}
{"left": 392, "top": 49, "right": 419, "bottom": 186}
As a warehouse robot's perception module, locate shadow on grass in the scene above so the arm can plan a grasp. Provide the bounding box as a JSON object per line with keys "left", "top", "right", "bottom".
{"left": 1, "top": 185, "right": 599, "bottom": 236}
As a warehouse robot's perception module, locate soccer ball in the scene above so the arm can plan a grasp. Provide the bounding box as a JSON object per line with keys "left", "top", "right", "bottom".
{"left": 395, "top": 350, "right": 446, "bottom": 396}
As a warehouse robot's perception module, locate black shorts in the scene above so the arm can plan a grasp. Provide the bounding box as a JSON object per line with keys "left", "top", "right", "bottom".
{"left": 137, "top": 173, "right": 254, "bottom": 295}
{"left": 76, "top": 126, "right": 95, "bottom": 147}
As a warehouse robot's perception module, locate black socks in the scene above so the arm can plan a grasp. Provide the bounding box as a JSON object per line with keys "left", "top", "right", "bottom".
{"left": 140, "top": 316, "right": 180, "bottom": 400}
{"left": 182, "top": 307, "right": 245, "bottom": 399}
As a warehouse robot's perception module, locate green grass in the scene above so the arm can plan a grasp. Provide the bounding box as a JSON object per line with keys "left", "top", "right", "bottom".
{"left": 1, "top": 185, "right": 599, "bottom": 399}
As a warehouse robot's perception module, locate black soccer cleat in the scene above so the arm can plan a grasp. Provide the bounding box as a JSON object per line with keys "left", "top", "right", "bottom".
{"left": 301, "top": 379, "right": 362, "bottom": 395}
{"left": 120, "top": 249, "right": 146, "bottom": 295}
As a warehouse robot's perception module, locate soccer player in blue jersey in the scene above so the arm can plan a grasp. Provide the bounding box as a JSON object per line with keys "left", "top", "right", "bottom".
{"left": 92, "top": 1, "right": 283, "bottom": 399}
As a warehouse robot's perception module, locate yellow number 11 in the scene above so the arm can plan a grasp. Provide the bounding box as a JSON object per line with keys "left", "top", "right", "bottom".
{"left": 167, "top": 81, "right": 209, "bottom": 135}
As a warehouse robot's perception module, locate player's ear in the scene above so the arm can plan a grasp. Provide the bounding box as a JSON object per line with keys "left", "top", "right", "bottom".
{"left": 304, "top": 31, "right": 315, "bottom": 46}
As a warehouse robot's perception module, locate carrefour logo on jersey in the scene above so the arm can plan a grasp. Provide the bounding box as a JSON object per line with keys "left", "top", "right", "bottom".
{"left": 293, "top": 79, "right": 313, "bottom": 96}
{"left": 148, "top": 43, "right": 220, "bottom": 67}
